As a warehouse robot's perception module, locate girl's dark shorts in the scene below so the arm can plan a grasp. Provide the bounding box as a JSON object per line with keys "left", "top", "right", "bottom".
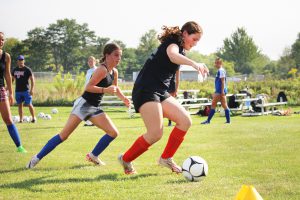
{"left": 132, "top": 89, "right": 170, "bottom": 113}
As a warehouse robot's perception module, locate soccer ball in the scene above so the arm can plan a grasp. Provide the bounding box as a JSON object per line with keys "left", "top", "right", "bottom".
{"left": 182, "top": 156, "right": 208, "bottom": 182}
{"left": 52, "top": 108, "right": 58, "bottom": 114}
{"left": 44, "top": 114, "right": 52, "bottom": 120}
{"left": 23, "top": 116, "right": 31, "bottom": 123}
{"left": 12, "top": 115, "right": 20, "bottom": 123}
{"left": 38, "top": 112, "right": 45, "bottom": 118}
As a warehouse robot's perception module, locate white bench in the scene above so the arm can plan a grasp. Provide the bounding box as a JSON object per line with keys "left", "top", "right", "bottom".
{"left": 255, "top": 102, "right": 288, "bottom": 115}
{"left": 234, "top": 98, "right": 259, "bottom": 112}
{"left": 101, "top": 95, "right": 132, "bottom": 105}
{"left": 226, "top": 93, "right": 247, "bottom": 97}
{"left": 178, "top": 98, "right": 209, "bottom": 104}
{"left": 178, "top": 98, "right": 210, "bottom": 114}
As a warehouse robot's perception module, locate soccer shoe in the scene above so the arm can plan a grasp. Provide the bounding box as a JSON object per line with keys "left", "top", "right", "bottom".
{"left": 118, "top": 154, "right": 136, "bottom": 175}
{"left": 86, "top": 153, "right": 106, "bottom": 165}
{"left": 26, "top": 155, "right": 40, "bottom": 169}
{"left": 158, "top": 157, "right": 182, "bottom": 173}
{"left": 31, "top": 117, "right": 37, "bottom": 123}
{"left": 17, "top": 146, "right": 27, "bottom": 153}
{"left": 201, "top": 120, "right": 210, "bottom": 124}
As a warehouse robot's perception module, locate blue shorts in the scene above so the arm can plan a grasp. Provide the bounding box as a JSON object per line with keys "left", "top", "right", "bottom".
{"left": 15, "top": 91, "right": 32, "bottom": 105}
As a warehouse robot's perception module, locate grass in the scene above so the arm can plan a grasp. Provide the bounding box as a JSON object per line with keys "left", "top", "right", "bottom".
{"left": 0, "top": 106, "right": 300, "bottom": 200}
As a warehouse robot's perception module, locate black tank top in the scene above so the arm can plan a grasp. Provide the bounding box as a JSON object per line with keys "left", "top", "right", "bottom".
{"left": 133, "top": 38, "right": 184, "bottom": 93}
{"left": 82, "top": 65, "right": 114, "bottom": 107}
{"left": 0, "top": 51, "right": 6, "bottom": 87}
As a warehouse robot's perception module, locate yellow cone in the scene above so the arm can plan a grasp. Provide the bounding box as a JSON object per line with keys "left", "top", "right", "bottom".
{"left": 235, "top": 185, "right": 263, "bottom": 200}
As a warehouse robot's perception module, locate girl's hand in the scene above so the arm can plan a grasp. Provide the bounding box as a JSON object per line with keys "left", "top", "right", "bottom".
{"left": 9, "top": 95, "right": 14, "bottom": 106}
{"left": 123, "top": 97, "right": 131, "bottom": 107}
{"left": 195, "top": 63, "right": 209, "bottom": 76}
{"left": 104, "top": 85, "right": 117, "bottom": 94}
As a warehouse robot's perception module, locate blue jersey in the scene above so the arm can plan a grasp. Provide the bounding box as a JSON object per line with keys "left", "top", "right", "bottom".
{"left": 215, "top": 67, "right": 227, "bottom": 94}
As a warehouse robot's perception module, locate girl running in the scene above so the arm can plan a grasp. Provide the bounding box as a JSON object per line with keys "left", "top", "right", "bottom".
{"left": 27, "top": 43, "right": 130, "bottom": 168}
{"left": 118, "top": 21, "right": 209, "bottom": 174}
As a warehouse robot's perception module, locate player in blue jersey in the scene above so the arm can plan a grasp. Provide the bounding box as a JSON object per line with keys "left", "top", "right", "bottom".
{"left": 27, "top": 43, "right": 131, "bottom": 168}
{"left": 118, "top": 21, "right": 209, "bottom": 175}
{"left": 0, "top": 32, "right": 27, "bottom": 153}
{"left": 201, "top": 57, "right": 230, "bottom": 124}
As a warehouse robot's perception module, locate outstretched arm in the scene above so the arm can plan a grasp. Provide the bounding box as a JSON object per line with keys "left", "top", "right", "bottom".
{"left": 166, "top": 44, "right": 209, "bottom": 76}
{"left": 113, "top": 68, "right": 131, "bottom": 107}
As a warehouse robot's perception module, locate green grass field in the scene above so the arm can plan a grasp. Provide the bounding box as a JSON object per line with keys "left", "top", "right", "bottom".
{"left": 1, "top": 106, "right": 300, "bottom": 200}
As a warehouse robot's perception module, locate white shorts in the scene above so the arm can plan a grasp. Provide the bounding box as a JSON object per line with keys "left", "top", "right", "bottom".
{"left": 71, "top": 97, "right": 104, "bottom": 121}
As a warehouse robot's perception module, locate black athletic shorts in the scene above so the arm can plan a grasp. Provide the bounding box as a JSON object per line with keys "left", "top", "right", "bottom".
{"left": 132, "top": 88, "right": 170, "bottom": 113}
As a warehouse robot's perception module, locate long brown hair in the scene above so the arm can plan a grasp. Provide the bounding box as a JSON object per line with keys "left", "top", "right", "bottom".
{"left": 158, "top": 21, "right": 203, "bottom": 45}
{"left": 100, "top": 43, "right": 121, "bottom": 63}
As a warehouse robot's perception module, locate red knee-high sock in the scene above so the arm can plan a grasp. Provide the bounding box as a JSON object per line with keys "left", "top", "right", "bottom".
{"left": 123, "top": 135, "right": 151, "bottom": 162}
{"left": 161, "top": 127, "right": 187, "bottom": 159}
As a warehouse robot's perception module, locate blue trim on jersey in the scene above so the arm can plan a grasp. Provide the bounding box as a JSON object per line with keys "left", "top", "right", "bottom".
{"left": 215, "top": 68, "right": 227, "bottom": 94}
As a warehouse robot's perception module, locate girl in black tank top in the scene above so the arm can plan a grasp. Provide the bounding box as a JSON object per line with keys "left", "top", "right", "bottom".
{"left": 26, "top": 43, "right": 131, "bottom": 169}
{"left": 118, "top": 21, "right": 209, "bottom": 175}
{"left": 0, "top": 32, "right": 27, "bottom": 153}
{"left": 82, "top": 64, "right": 114, "bottom": 107}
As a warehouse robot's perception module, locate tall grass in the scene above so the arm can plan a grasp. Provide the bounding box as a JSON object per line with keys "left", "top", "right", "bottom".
{"left": 32, "top": 76, "right": 300, "bottom": 106}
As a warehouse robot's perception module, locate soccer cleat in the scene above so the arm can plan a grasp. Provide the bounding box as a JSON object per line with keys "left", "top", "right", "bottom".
{"left": 201, "top": 120, "right": 210, "bottom": 125}
{"left": 26, "top": 155, "right": 40, "bottom": 169}
{"left": 84, "top": 120, "right": 94, "bottom": 126}
{"left": 118, "top": 154, "right": 136, "bottom": 175}
{"left": 158, "top": 157, "right": 182, "bottom": 173}
{"left": 31, "top": 117, "right": 37, "bottom": 123}
{"left": 86, "top": 153, "right": 106, "bottom": 165}
{"left": 17, "top": 146, "right": 27, "bottom": 153}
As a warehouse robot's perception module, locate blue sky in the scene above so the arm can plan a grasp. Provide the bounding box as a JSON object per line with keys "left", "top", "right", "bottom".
{"left": 1, "top": 0, "right": 299, "bottom": 60}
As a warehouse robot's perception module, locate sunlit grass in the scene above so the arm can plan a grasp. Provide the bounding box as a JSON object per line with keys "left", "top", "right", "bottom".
{"left": 0, "top": 106, "right": 299, "bottom": 199}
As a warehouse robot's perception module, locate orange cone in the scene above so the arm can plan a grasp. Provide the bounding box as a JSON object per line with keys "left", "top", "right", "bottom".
{"left": 234, "top": 185, "right": 263, "bottom": 200}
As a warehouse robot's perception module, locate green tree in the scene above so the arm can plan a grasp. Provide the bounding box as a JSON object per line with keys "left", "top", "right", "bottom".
{"left": 122, "top": 48, "right": 138, "bottom": 80}
{"left": 263, "top": 61, "right": 278, "bottom": 77}
{"left": 136, "top": 29, "right": 159, "bottom": 68}
{"left": 23, "top": 28, "right": 50, "bottom": 71}
{"left": 277, "top": 47, "right": 296, "bottom": 78}
{"left": 217, "top": 27, "right": 261, "bottom": 74}
{"left": 45, "top": 18, "right": 96, "bottom": 72}
{"left": 251, "top": 54, "right": 270, "bottom": 74}
{"left": 291, "top": 32, "right": 300, "bottom": 68}
{"left": 9, "top": 42, "right": 28, "bottom": 66}
{"left": 95, "top": 37, "right": 110, "bottom": 57}
{"left": 3, "top": 37, "right": 20, "bottom": 54}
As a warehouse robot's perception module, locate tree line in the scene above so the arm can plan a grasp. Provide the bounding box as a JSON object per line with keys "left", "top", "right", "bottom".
{"left": 3, "top": 18, "right": 300, "bottom": 79}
